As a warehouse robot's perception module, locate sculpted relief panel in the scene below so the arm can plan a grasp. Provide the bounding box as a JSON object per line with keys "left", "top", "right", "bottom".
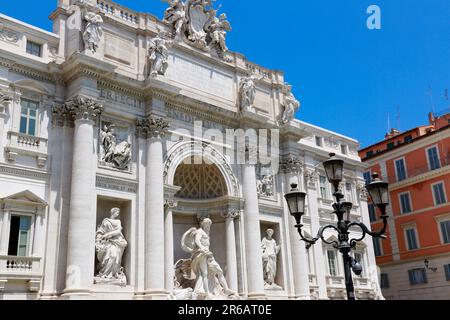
{"left": 104, "top": 32, "right": 134, "bottom": 66}
{"left": 99, "top": 121, "right": 132, "bottom": 171}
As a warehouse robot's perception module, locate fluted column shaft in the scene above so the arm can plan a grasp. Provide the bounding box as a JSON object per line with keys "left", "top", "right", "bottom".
{"left": 223, "top": 211, "right": 239, "bottom": 292}
{"left": 242, "top": 160, "right": 265, "bottom": 299}
{"left": 141, "top": 116, "right": 169, "bottom": 299}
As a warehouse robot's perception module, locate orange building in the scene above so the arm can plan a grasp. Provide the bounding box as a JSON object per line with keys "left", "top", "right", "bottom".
{"left": 359, "top": 110, "right": 450, "bottom": 300}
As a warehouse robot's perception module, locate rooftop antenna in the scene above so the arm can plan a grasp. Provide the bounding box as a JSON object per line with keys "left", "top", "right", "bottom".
{"left": 396, "top": 105, "right": 401, "bottom": 131}
{"left": 427, "top": 85, "right": 436, "bottom": 114}
{"left": 445, "top": 88, "right": 449, "bottom": 101}
{"left": 387, "top": 112, "right": 391, "bottom": 134}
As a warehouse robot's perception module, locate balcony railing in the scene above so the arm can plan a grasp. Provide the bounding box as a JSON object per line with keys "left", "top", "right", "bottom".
{"left": 0, "top": 255, "right": 41, "bottom": 274}
{"left": 387, "top": 156, "right": 450, "bottom": 184}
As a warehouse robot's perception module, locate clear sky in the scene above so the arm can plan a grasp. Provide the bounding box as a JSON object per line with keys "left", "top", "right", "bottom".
{"left": 0, "top": 0, "right": 448, "bottom": 148}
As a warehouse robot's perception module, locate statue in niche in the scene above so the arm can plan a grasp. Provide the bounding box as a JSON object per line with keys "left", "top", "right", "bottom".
{"left": 174, "top": 218, "right": 239, "bottom": 300}
{"left": 261, "top": 228, "right": 282, "bottom": 290}
{"left": 164, "top": 0, "right": 186, "bottom": 37}
{"left": 95, "top": 208, "right": 128, "bottom": 286}
{"left": 239, "top": 74, "right": 264, "bottom": 112}
{"left": 82, "top": 10, "right": 103, "bottom": 53}
{"left": 280, "top": 85, "right": 300, "bottom": 125}
{"left": 147, "top": 33, "right": 172, "bottom": 78}
{"left": 205, "top": 11, "right": 231, "bottom": 55}
{"left": 100, "top": 124, "right": 132, "bottom": 170}
{"left": 257, "top": 174, "right": 274, "bottom": 198}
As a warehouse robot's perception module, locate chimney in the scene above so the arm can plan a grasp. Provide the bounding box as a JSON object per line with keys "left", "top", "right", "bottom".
{"left": 385, "top": 128, "right": 400, "bottom": 140}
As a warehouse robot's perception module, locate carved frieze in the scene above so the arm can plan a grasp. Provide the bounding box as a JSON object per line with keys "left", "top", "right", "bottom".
{"left": 279, "top": 156, "right": 303, "bottom": 174}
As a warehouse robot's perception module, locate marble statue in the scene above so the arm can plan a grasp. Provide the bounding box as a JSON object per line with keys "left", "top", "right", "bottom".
{"left": 205, "top": 12, "right": 231, "bottom": 54}
{"left": 95, "top": 208, "right": 128, "bottom": 286}
{"left": 100, "top": 124, "right": 132, "bottom": 170}
{"left": 257, "top": 175, "right": 274, "bottom": 198}
{"left": 261, "top": 228, "right": 282, "bottom": 289}
{"left": 148, "top": 34, "right": 172, "bottom": 78}
{"left": 82, "top": 11, "right": 103, "bottom": 53}
{"left": 280, "top": 85, "right": 300, "bottom": 125}
{"left": 178, "top": 218, "right": 239, "bottom": 300}
{"left": 239, "top": 74, "right": 264, "bottom": 112}
{"left": 164, "top": 0, "right": 186, "bottom": 37}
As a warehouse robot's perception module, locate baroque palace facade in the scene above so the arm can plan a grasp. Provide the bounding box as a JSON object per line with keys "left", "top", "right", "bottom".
{"left": 0, "top": 0, "right": 381, "bottom": 300}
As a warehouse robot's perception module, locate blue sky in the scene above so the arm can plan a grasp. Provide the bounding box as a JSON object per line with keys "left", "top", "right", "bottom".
{"left": 1, "top": 0, "right": 448, "bottom": 147}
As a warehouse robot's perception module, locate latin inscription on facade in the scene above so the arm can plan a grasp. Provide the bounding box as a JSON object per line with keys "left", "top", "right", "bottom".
{"left": 99, "top": 87, "right": 144, "bottom": 110}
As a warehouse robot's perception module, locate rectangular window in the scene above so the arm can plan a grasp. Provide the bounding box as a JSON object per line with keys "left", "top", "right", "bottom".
{"left": 440, "top": 220, "right": 450, "bottom": 244}
{"left": 319, "top": 175, "right": 329, "bottom": 199}
{"left": 368, "top": 204, "right": 377, "bottom": 222}
{"left": 427, "top": 147, "right": 441, "bottom": 171}
{"left": 433, "top": 183, "right": 447, "bottom": 205}
{"left": 408, "top": 268, "right": 427, "bottom": 285}
{"left": 327, "top": 250, "right": 337, "bottom": 276}
{"left": 7, "top": 215, "right": 32, "bottom": 257}
{"left": 395, "top": 158, "right": 407, "bottom": 181}
{"left": 363, "top": 171, "right": 372, "bottom": 185}
{"left": 341, "top": 144, "right": 347, "bottom": 155}
{"left": 19, "top": 99, "right": 38, "bottom": 136}
{"left": 26, "top": 41, "right": 42, "bottom": 57}
{"left": 380, "top": 273, "right": 390, "bottom": 288}
{"left": 399, "top": 193, "right": 412, "bottom": 214}
{"left": 373, "top": 237, "right": 382, "bottom": 256}
{"left": 444, "top": 264, "right": 450, "bottom": 281}
{"left": 404, "top": 135, "right": 413, "bottom": 143}
{"left": 387, "top": 142, "right": 395, "bottom": 150}
{"left": 405, "top": 228, "right": 419, "bottom": 250}
{"left": 366, "top": 150, "right": 374, "bottom": 158}
{"left": 315, "top": 136, "right": 322, "bottom": 147}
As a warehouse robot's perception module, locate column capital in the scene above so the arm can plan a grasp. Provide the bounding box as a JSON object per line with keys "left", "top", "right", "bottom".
{"left": 64, "top": 96, "right": 103, "bottom": 123}
{"left": 279, "top": 155, "right": 303, "bottom": 174}
{"left": 136, "top": 116, "right": 170, "bottom": 139}
{"left": 164, "top": 198, "right": 178, "bottom": 209}
{"left": 0, "top": 90, "right": 13, "bottom": 115}
{"left": 52, "top": 104, "right": 73, "bottom": 127}
{"left": 221, "top": 209, "right": 241, "bottom": 220}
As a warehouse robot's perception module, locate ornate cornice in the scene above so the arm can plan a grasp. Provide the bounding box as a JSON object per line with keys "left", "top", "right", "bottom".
{"left": 0, "top": 165, "right": 49, "bottom": 181}
{"left": 64, "top": 96, "right": 104, "bottom": 122}
{"left": 51, "top": 104, "right": 73, "bottom": 127}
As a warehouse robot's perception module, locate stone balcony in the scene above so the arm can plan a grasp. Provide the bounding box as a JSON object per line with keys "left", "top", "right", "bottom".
{"left": 0, "top": 255, "right": 42, "bottom": 292}
{"left": 5, "top": 131, "right": 48, "bottom": 167}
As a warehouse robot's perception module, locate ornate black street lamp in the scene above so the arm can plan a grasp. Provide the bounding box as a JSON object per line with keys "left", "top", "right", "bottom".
{"left": 284, "top": 153, "right": 390, "bottom": 300}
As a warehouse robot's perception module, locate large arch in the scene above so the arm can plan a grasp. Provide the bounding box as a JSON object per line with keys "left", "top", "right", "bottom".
{"left": 164, "top": 141, "right": 240, "bottom": 198}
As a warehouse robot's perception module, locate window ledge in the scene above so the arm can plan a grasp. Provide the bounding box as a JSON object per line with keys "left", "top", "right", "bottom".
{"left": 5, "top": 131, "right": 48, "bottom": 167}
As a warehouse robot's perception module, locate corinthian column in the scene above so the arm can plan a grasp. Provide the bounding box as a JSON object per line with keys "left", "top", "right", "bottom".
{"left": 141, "top": 116, "right": 170, "bottom": 299}
{"left": 164, "top": 198, "right": 177, "bottom": 293}
{"left": 62, "top": 96, "right": 103, "bottom": 298}
{"left": 221, "top": 210, "right": 240, "bottom": 292}
{"left": 280, "top": 156, "right": 311, "bottom": 299}
{"left": 242, "top": 146, "right": 265, "bottom": 299}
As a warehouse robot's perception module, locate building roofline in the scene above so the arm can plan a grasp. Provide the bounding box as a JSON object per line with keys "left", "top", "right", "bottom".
{"left": 360, "top": 124, "right": 450, "bottom": 161}
{"left": 0, "top": 13, "right": 59, "bottom": 39}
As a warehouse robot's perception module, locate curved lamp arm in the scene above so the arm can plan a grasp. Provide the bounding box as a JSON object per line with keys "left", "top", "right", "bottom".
{"left": 347, "top": 216, "right": 388, "bottom": 248}
{"left": 296, "top": 224, "right": 340, "bottom": 249}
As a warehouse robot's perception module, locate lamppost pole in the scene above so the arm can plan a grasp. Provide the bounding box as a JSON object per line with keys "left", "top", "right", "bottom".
{"left": 285, "top": 153, "right": 390, "bottom": 300}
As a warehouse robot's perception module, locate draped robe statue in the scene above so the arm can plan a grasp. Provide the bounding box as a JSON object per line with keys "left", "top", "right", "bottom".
{"left": 261, "top": 228, "right": 281, "bottom": 289}
{"left": 95, "top": 208, "right": 128, "bottom": 286}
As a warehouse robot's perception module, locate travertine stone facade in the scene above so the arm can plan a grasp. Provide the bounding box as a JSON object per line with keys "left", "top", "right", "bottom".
{"left": 0, "top": 1, "right": 380, "bottom": 300}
